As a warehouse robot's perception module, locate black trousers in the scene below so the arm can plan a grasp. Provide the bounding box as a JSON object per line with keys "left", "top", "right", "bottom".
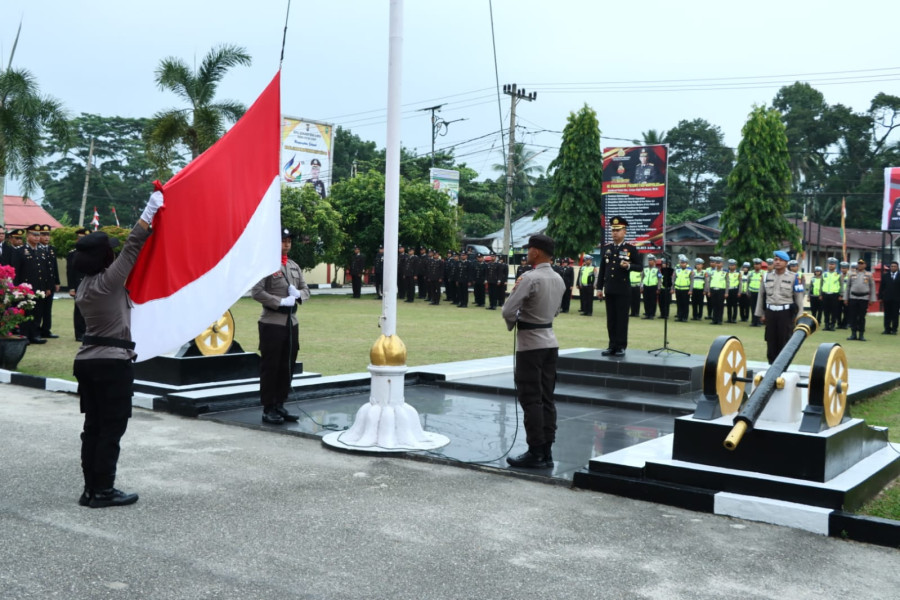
{"left": 884, "top": 299, "right": 899, "bottom": 333}
{"left": 457, "top": 281, "right": 468, "bottom": 307}
{"left": 810, "top": 296, "right": 823, "bottom": 324}
{"left": 496, "top": 281, "right": 506, "bottom": 307}
{"left": 351, "top": 274, "right": 362, "bottom": 298}
{"left": 446, "top": 280, "right": 457, "bottom": 303}
{"left": 39, "top": 294, "right": 54, "bottom": 335}
{"left": 473, "top": 281, "right": 485, "bottom": 306}
{"left": 739, "top": 293, "right": 750, "bottom": 321}
{"left": 605, "top": 292, "right": 630, "bottom": 350}
{"left": 691, "top": 290, "right": 705, "bottom": 319}
{"left": 726, "top": 290, "right": 739, "bottom": 322}
{"left": 374, "top": 273, "right": 383, "bottom": 298}
{"left": 764, "top": 309, "right": 793, "bottom": 364}
{"left": 848, "top": 298, "right": 869, "bottom": 336}
{"left": 642, "top": 288, "right": 657, "bottom": 317}
{"left": 405, "top": 276, "right": 416, "bottom": 302}
{"left": 560, "top": 287, "right": 572, "bottom": 312}
{"left": 74, "top": 359, "right": 134, "bottom": 491}
{"left": 709, "top": 289, "right": 725, "bottom": 324}
{"left": 749, "top": 291, "right": 761, "bottom": 325}
{"left": 823, "top": 293, "right": 839, "bottom": 329}
{"left": 578, "top": 287, "right": 593, "bottom": 315}
{"left": 630, "top": 287, "right": 641, "bottom": 316}
{"left": 258, "top": 321, "right": 299, "bottom": 408}
{"left": 418, "top": 277, "right": 428, "bottom": 299}
{"left": 514, "top": 347, "right": 558, "bottom": 448}
{"left": 675, "top": 289, "right": 690, "bottom": 321}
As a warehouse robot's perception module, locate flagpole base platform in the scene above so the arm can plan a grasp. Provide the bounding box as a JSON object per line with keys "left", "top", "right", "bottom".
{"left": 322, "top": 364, "right": 450, "bottom": 453}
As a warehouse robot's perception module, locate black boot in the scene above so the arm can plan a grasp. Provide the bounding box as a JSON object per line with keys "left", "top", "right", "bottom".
{"left": 78, "top": 488, "right": 92, "bottom": 507}
{"left": 506, "top": 446, "right": 552, "bottom": 469}
{"left": 262, "top": 408, "right": 284, "bottom": 425}
{"left": 847, "top": 333, "right": 858, "bottom": 341}
{"left": 89, "top": 488, "right": 139, "bottom": 508}
{"left": 276, "top": 404, "right": 300, "bottom": 422}
{"left": 543, "top": 442, "right": 554, "bottom": 464}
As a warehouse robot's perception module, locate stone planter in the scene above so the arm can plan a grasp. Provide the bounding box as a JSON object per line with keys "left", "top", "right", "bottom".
{"left": 0, "top": 336, "right": 28, "bottom": 371}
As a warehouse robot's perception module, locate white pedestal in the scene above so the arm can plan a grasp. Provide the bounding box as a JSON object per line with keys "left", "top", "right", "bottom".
{"left": 322, "top": 364, "right": 450, "bottom": 452}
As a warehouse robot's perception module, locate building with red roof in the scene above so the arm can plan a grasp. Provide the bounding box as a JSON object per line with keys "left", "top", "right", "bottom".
{"left": 2, "top": 195, "right": 63, "bottom": 230}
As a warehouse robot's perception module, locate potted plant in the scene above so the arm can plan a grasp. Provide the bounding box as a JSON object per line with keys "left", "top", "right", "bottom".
{"left": 0, "top": 265, "right": 43, "bottom": 371}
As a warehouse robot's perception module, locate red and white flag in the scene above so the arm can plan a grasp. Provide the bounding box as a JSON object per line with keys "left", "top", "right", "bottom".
{"left": 127, "top": 72, "right": 282, "bottom": 362}
{"left": 111, "top": 206, "right": 120, "bottom": 227}
{"left": 91, "top": 207, "right": 100, "bottom": 230}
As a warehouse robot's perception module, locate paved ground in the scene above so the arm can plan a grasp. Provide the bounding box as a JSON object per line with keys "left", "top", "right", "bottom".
{"left": 2, "top": 385, "right": 898, "bottom": 600}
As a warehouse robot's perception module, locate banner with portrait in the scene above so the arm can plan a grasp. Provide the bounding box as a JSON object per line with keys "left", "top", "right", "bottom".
{"left": 281, "top": 116, "right": 334, "bottom": 198}
{"left": 883, "top": 166, "right": 900, "bottom": 231}
{"left": 601, "top": 145, "right": 668, "bottom": 252}
{"left": 429, "top": 168, "right": 459, "bottom": 205}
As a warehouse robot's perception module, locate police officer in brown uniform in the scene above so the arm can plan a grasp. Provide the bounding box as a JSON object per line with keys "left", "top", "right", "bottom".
{"left": 72, "top": 187, "right": 162, "bottom": 508}
{"left": 755, "top": 250, "right": 805, "bottom": 364}
{"left": 502, "top": 234, "right": 565, "bottom": 469}
{"left": 844, "top": 258, "right": 876, "bottom": 341}
{"left": 597, "top": 216, "right": 641, "bottom": 356}
{"left": 251, "top": 228, "right": 310, "bottom": 424}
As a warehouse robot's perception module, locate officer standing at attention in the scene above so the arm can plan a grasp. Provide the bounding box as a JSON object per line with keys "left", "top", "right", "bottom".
{"left": 844, "top": 258, "right": 876, "bottom": 341}
{"left": 738, "top": 261, "right": 752, "bottom": 322}
{"left": 690, "top": 257, "right": 707, "bottom": 321}
{"left": 397, "top": 244, "right": 407, "bottom": 299}
{"left": 560, "top": 257, "right": 575, "bottom": 313}
{"left": 879, "top": 260, "right": 900, "bottom": 335}
{"left": 251, "top": 228, "right": 310, "bottom": 424}
{"left": 725, "top": 258, "right": 741, "bottom": 323}
{"left": 673, "top": 254, "right": 692, "bottom": 322}
{"left": 640, "top": 254, "right": 659, "bottom": 319}
{"left": 577, "top": 255, "right": 595, "bottom": 316}
{"left": 755, "top": 250, "right": 805, "bottom": 364}
{"left": 821, "top": 257, "right": 841, "bottom": 331}
{"left": 808, "top": 266, "right": 824, "bottom": 324}
{"left": 373, "top": 245, "right": 384, "bottom": 300}
{"left": 597, "top": 216, "right": 641, "bottom": 356}
{"left": 350, "top": 245, "right": 365, "bottom": 298}
{"left": 747, "top": 258, "right": 764, "bottom": 326}
{"left": 502, "top": 234, "right": 565, "bottom": 469}
{"left": 38, "top": 225, "right": 61, "bottom": 339}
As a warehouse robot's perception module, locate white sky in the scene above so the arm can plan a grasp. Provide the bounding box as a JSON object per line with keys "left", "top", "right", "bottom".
{"left": 3, "top": 0, "right": 899, "bottom": 199}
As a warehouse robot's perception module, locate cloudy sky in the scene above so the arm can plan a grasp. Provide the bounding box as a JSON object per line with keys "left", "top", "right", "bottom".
{"left": 3, "top": 0, "right": 898, "bottom": 198}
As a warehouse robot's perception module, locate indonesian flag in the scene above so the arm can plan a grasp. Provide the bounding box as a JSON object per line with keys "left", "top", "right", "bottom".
{"left": 91, "top": 207, "right": 100, "bottom": 230}
{"left": 841, "top": 196, "right": 847, "bottom": 262}
{"left": 127, "top": 72, "right": 282, "bottom": 362}
{"left": 111, "top": 206, "right": 120, "bottom": 227}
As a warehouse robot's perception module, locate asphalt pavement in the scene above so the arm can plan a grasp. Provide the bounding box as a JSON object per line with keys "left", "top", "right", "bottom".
{"left": 2, "top": 384, "right": 899, "bottom": 599}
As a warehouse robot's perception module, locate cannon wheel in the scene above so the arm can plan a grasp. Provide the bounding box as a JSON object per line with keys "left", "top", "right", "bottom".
{"left": 193, "top": 310, "right": 235, "bottom": 356}
{"left": 702, "top": 335, "right": 747, "bottom": 416}
{"left": 809, "top": 343, "right": 849, "bottom": 428}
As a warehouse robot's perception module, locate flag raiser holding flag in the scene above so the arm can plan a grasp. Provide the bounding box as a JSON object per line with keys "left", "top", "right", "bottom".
{"left": 127, "top": 72, "right": 282, "bottom": 362}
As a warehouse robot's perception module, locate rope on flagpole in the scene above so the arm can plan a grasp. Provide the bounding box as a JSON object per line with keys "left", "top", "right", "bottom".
{"left": 279, "top": 0, "right": 292, "bottom": 69}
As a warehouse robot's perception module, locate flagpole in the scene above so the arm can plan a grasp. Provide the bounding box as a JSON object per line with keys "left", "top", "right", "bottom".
{"left": 323, "top": 0, "right": 448, "bottom": 452}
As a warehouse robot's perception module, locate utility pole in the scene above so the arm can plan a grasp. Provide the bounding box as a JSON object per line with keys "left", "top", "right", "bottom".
{"left": 419, "top": 104, "right": 445, "bottom": 166}
{"left": 501, "top": 83, "right": 536, "bottom": 257}
{"left": 78, "top": 137, "right": 95, "bottom": 227}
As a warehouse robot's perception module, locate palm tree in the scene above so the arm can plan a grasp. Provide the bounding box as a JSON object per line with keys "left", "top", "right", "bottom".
{"left": 145, "top": 44, "right": 252, "bottom": 170}
{"left": 492, "top": 142, "right": 545, "bottom": 214}
{"left": 0, "top": 24, "right": 68, "bottom": 223}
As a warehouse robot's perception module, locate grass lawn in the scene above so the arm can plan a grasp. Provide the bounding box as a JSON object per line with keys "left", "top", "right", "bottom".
{"left": 13, "top": 292, "right": 900, "bottom": 520}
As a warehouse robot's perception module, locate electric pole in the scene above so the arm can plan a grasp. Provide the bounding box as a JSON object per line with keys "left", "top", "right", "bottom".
{"left": 501, "top": 83, "right": 536, "bottom": 257}
{"left": 419, "top": 104, "right": 445, "bottom": 166}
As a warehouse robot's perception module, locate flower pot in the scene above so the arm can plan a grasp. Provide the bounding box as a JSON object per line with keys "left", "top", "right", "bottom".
{"left": 0, "top": 336, "right": 28, "bottom": 371}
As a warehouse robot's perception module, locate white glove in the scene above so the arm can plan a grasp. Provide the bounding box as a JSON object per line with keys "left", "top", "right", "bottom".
{"left": 279, "top": 296, "right": 296, "bottom": 307}
{"left": 140, "top": 191, "right": 164, "bottom": 224}
{"left": 288, "top": 284, "right": 302, "bottom": 298}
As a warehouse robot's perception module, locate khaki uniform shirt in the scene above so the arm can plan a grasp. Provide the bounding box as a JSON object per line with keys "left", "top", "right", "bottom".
{"left": 843, "top": 271, "right": 876, "bottom": 302}
{"left": 502, "top": 262, "right": 565, "bottom": 352}
{"left": 75, "top": 225, "right": 150, "bottom": 361}
{"left": 251, "top": 260, "right": 310, "bottom": 326}
{"left": 755, "top": 269, "right": 804, "bottom": 317}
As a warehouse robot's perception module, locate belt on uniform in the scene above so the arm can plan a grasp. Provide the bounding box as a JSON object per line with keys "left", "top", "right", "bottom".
{"left": 81, "top": 335, "right": 136, "bottom": 350}
{"left": 850, "top": 295, "right": 869, "bottom": 299}
{"left": 517, "top": 321, "right": 552, "bottom": 330}
{"left": 766, "top": 304, "right": 792, "bottom": 312}
{"left": 275, "top": 305, "right": 298, "bottom": 314}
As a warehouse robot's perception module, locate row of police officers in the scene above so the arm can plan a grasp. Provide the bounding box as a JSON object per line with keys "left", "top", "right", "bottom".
{"left": 0, "top": 224, "right": 61, "bottom": 343}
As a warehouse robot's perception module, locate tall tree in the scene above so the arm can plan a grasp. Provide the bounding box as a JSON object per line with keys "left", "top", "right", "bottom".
{"left": 280, "top": 184, "right": 344, "bottom": 270}
{"left": 37, "top": 114, "right": 157, "bottom": 225}
{"left": 0, "top": 25, "right": 68, "bottom": 223}
{"left": 537, "top": 104, "right": 603, "bottom": 258}
{"left": 718, "top": 105, "right": 799, "bottom": 258}
{"left": 772, "top": 82, "right": 835, "bottom": 193}
{"left": 457, "top": 167, "right": 503, "bottom": 238}
{"left": 492, "top": 142, "right": 546, "bottom": 215}
{"left": 144, "top": 44, "right": 251, "bottom": 172}
{"left": 666, "top": 118, "right": 734, "bottom": 213}
{"left": 331, "top": 126, "right": 381, "bottom": 183}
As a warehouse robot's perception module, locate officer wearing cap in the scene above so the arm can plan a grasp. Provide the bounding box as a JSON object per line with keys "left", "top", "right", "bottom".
{"left": 473, "top": 252, "right": 487, "bottom": 306}
{"left": 725, "top": 258, "right": 740, "bottom": 323}
{"left": 747, "top": 258, "right": 764, "bottom": 326}
{"left": 72, "top": 185, "right": 163, "bottom": 508}
{"left": 0, "top": 225, "right": 22, "bottom": 272}
{"left": 690, "top": 257, "right": 707, "bottom": 320}
{"left": 251, "top": 227, "right": 310, "bottom": 425}
{"left": 808, "top": 265, "right": 824, "bottom": 324}
{"left": 879, "top": 260, "right": 900, "bottom": 335}
{"left": 404, "top": 246, "right": 418, "bottom": 303}
{"left": 838, "top": 261, "right": 851, "bottom": 328}
{"left": 640, "top": 254, "right": 659, "bottom": 319}
{"left": 822, "top": 257, "right": 841, "bottom": 330}
{"left": 397, "top": 244, "right": 407, "bottom": 299}
{"left": 755, "top": 250, "right": 805, "bottom": 363}
{"left": 502, "top": 234, "right": 565, "bottom": 469}
{"left": 577, "top": 255, "right": 595, "bottom": 316}
{"left": 706, "top": 256, "right": 727, "bottom": 325}
{"left": 559, "top": 257, "right": 575, "bottom": 313}
{"left": 658, "top": 256, "right": 673, "bottom": 320}
{"left": 350, "top": 244, "right": 365, "bottom": 298}
{"left": 597, "top": 216, "right": 640, "bottom": 356}
{"left": 673, "top": 254, "right": 692, "bottom": 322}
{"left": 16, "top": 225, "right": 51, "bottom": 343}
{"left": 445, "top": 250, "right": 458, "bottom": 304}
{"left": 738, "top": 261, "right": 752, "bottom": 322}
{"left": 843, "top": 258, "right": 876, "bottom": 341}
{"left": 305, "top": 158, "right": 326, "bottom": 198}
{"left": 66, "top": 228, "right": 91, "bottom": 341}
{"left": 632, "top": 148, "right": 660, "bottom": 184}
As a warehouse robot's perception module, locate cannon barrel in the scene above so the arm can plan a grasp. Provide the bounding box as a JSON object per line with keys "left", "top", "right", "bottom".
{"left": 723, "top": 313, "right": 817, "bottom": 450}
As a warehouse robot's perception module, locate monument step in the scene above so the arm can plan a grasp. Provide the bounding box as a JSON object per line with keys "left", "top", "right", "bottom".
{"left": 557, "top": 369, "right": 694, "bottom": 395}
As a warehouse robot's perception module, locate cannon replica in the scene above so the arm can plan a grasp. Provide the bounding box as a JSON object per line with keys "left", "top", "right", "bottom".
{"left": 668, "top": 312, "right": 899, "bottom": 505}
